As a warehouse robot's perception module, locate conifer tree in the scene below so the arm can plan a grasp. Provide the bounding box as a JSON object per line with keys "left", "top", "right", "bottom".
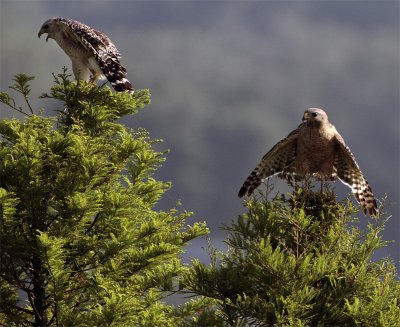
{"left": 0, "top": 72, "right": 208, "bottom": 326}
{"left": 184, "top": 186, "right": 400, "bottom": 326}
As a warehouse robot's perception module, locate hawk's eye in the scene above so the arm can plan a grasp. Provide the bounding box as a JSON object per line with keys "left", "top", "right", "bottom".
{"left": 43, "top": 24, "right": 49, "bottom": 29}
{"left": 312, "top": 112, "right": 317, "bottom": 117}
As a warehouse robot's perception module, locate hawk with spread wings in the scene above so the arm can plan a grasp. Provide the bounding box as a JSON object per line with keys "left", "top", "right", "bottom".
{"left": 38, "top": 17, "right": 134, "bottom": 93}
{"left": 238, "top": 108, "right": 377, "bottom": 216}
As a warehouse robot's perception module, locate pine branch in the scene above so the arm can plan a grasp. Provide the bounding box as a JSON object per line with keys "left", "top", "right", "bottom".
{"left": 0, "top": 72, "right": 209, "bottom": 326}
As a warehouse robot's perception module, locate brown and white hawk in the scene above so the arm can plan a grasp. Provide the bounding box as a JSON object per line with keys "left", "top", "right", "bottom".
{"left": 238, "top": 108, "right": 378, "bottom": 216}
{"left": 38, "top": 17, "right": 134, "bottom": 93}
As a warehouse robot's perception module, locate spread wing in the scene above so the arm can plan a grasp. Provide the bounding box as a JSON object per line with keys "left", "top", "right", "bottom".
{"left": 333, "top": 135, "right": 377, "bottom": 216}
{"left": 238, "top": 126, "right": 300, "bottom": 197}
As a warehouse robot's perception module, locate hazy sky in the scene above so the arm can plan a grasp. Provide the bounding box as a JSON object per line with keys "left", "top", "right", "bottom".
{"left": 1, "top": 0, "right": 399, "bottom": 266}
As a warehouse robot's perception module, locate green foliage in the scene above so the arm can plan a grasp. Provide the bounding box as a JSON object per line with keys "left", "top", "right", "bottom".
{"left": 184, "top": 188, "right": 400, "bottom": 326}
{"left": 0, "top": 74, "right": 35, "bottom": 116}
{"left": 0, "top": 72, "right": 208, "bottom": 326}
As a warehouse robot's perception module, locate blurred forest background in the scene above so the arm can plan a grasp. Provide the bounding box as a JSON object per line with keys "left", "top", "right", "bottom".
{"left": 1, "top": 1, "right": 399, "bottom": 268}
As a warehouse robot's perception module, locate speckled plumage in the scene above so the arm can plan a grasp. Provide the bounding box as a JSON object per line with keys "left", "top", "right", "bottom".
{"left": 238, "top": 108, "right": 377, "bottom": 216}
{"left": 38, "top": 17, "right": 134, "bottom": 93}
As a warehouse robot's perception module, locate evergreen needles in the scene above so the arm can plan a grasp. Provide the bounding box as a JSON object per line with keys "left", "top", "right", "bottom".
{"left": 0, "top": 72, "right": 208, "bottom": 326}
{"left": 184, "top": 189, "right": 400, "bottom": 326}
{"left": 0, "top": 72, "right": 398, "bottom": 326}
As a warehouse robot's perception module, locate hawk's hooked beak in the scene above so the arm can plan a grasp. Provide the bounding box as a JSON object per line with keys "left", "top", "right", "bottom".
{"left": 302, "top": 111, "right": 311, "bottom": 121}
{"left": 38, "top": 30, "right": 49, "bottom": 42}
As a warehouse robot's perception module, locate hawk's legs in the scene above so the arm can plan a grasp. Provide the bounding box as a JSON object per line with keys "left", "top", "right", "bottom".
{"left": 89, "top": 69, "right": 100, "bottom": 84}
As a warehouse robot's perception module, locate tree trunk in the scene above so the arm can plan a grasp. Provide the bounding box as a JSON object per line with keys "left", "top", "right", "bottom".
{"left": 32, "top": 254, "right": 48, "bottom": 327}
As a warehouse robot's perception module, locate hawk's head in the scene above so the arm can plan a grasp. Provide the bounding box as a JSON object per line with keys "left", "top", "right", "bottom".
{"left": 302, "top": 108, "right": 329, "bottom": 125}
{"left": 38, "top": 18, "right": 61, "bottom": 42}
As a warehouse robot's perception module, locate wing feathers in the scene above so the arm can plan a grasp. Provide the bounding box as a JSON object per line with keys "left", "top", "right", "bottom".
{"left": 56, "top": 18, "right": 134, "bottom": 93}
{"left": 238, "top": 128, "right": 299, "bottom": 197}
{"left": 334, "top": 138, "right": 377, "bottom": 216}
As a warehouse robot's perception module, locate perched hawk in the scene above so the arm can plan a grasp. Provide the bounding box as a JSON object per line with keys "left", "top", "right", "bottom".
{"left": 38, "top": 17, "right": 134, "bottom": 93}
{"left": 238, "top": 108, "right": 377, "bottom": 216}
